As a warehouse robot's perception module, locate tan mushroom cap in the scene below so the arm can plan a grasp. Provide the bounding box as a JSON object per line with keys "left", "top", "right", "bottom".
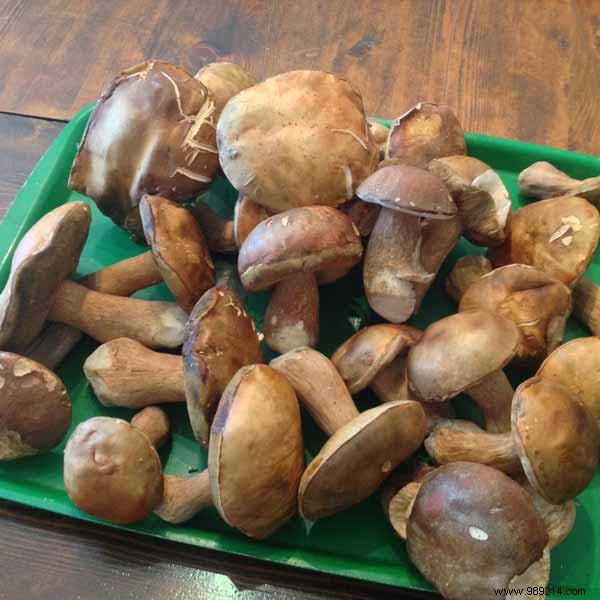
{"left": 182, "top": 286, "right": 263, "bottom": 447}
{"left": 407, "top": 310, "right": 520, "bottom": 401}
{"left": 238, "top": 206, "right": 362, "bottom": 291}
{"left": 459, "top": 264, "right": 572, "bottom": 363}
{"left": 0, "top": 202, "right": 91, "bottom": 353}
{"left": 217, "top": 70, "right": 378, "bottom": 212}
{"left": 0, "top": 352, "right": 71, "bottom": 460}
{"left": 331, "top": 324, "right": 421, "bottom": 393}
{"left": 490, "top": 195, "right": 600, "bottom": 286}
{"left": 512, "top": 377, "right": 600, "bottom": 505}
{"left": 233, "top": 195, "right": 272, "bottom": 248}
{"left": 63, "top": 416, "right": 163, "bottom": 524}
{"left": 298, "top": 400, "right": 427, "bottom": 520}
{"left": 538, "top": 337, "right": 600, "bottom": 425}
{"left": 407, "top": 462, "right": 548, "bottom": 600}
{"left": 209, "top": 364, "right": 304, "bottom": 539}
{"left": 356, "top": 165, "right": 456, "bottom": 219}
{"left": 139, "top": 195, "right": 215, "bottom": 312}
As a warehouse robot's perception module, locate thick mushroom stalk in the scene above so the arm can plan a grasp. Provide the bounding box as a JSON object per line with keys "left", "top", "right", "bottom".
{"left": 24, "top": 323, "right": 83, "bottom": 370}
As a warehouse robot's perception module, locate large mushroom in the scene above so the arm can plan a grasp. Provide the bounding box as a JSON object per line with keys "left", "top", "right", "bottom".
{"left": 69, "top": 60, "right": 219, "bottom": 238}
{"left": 0, "top": 203, "right": 187, "bottom": 352}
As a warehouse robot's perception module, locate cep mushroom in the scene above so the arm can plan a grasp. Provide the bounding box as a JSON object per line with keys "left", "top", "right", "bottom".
{"left": 155, "top": 364, "right": 304, "bottom": 540}
{"left": 445, "top": 255, "right": 492, "bottom": 302}
{"left": 69, "top": 60, "right": 219, "bottom": 239}
{"left": 0, "top": 203, "right": 188, "bottom": 351}
{"left": 367, "top": 118, "right": 389, "bottom": 159}
{"left": 425, "top": 376, "right": 600, "bottom": 504}
{"left": 271, "top": 347, "right": 427, "bottom": 519}
{"left": 358, "top": 164, "right": 459, "bottom": 322}
{"left": 408, "top": 310, "right": 520, "bottom": 433}
{"left": 407, "top": 462, "right": 549, "bottom": 600}
{"left": 63, "top": 406, "right": 169, "bottom": 524}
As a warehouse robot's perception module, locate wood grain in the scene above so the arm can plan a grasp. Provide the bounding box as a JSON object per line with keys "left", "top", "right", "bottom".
{"left": 0, "top": 1, "right": 599, "bottom": 153}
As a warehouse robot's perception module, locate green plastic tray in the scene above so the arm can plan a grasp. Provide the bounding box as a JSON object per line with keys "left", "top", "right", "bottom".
{"left": 1, "top": 105, "right": 599, "bottom": 596}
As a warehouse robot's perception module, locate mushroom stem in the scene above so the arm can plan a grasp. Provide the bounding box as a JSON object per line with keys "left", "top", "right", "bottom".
{"left": 154, "top": 471, "right": 212, "bottom": 524}
{"left": 466, "top": 369, "right": 514, "bottom": 433}
{"left": 188, "top": 203, "right": 236, "bottom": 254}
{"left": 24, "top": 323, "right": 82, "bottom": 370}
{"left": 572, "top": 276, "right": 600, "bottom": 335}
{"left": 445, "top": 255, "right": 492, "bottom": 302}
{"left": 48, "top": 280, "right": 187, "bottom": 349}
{"left": 131, "top": 406, "right": 170, "bottom": 448}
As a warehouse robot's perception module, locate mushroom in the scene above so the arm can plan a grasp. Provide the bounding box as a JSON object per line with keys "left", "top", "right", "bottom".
{"left": 271, "top": 347, "right": 427, "bottom": 519}
{"left": 188, "top": 202, "right": 237, "bottom": 254}
{"left": 408, "top": 310, "right": 520, "bottom": 433}
{"left": 367, "top": 118, "right": 389, "bottom": 159}
{"left": 357, "top": 164, "right": 458, "bottom": 322}
{"left": 233, "top": 195, "right": 272, "bottom": 248}
{"left": 0, "top": 352, "right": 71, "bottom": 460}
{"left": 68, "top": 60, "right": 219, "bottom": 239}
{"left": 155, "top": 364, "right": 304, "bottom": 540}
{"left": 445, "top": 254, "right": 492, "bottom": 302}
{"left": 217, "top": 70, "right": 378, "bottom": 212}
{"left": 406, "top": 462, "right": 549, "bottom": 600}
{"left": 424, "top": 376, "right": 600, "bottom": 504}
{"left": 24, "top": 323, "right": 83, "bottom": 370}
{"left": 63, "top": 406, "right": 169, "bottom": 524}
{"left": 339, "top": 197, "right": 380, "bottom": 237}
{"left": 427, "top": 155, "right": 511, "bottom": 246}
{"left": 519, "top": 161, "right": 600, "bottom": 206}
{"left": 0, "top": 203, "right": 188, "bottom": 352}
{"left": 386, "top": 102, "right": 466, "bottom": 168}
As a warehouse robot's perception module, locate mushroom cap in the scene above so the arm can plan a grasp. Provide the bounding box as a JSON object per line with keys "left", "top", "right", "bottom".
{"left": 68, "top": 60, "right": 218, "bottom": 238}
{"left": 139, "top": 195, "right": 215, "bottom": 312}
{"left": 538, "top": 337, "right": 600, "bottom": 425}
{"left": 0, "top": 352, "right": 71, "bottom": 460}
{"left": 459, "top": 264, "right": 572, "bottom": 362}
{"left": 182, "top": 286, "right": 263, "bottom": 447}
{"left": 63, "top": 416, "right": 163, "bottom": 524}
{"left": 217, "top": 70, "right": 378, "bottom": 212}
{"left": 0, "top": 202, "right": 91, "bottom": 352}
{"left": 298, "top": 400, "right": 427, "bottom": 520}
{"left": 407, "top": 462, "right": 548, "bottom": 600}
{"left": 512, "top": 376, "right": 600, "bottom": 505}
{"left": 356, "top": 165, "right": 456, "bottom": 219}
{"left": 237, "top": 206, "right": 362, "bottom": 291}
{"left": 209, "top": 364, "right": 304, "bottom": 539}
{"left": 490, "top": 196, "right": 600, "bottom": 286}
{"left": 233, "top": 194, "right": 272, "bottom": 248}
{"left": 407, "top": 310, "right": 520, "bottom": 401}
{"left": 331, "top": 324, "right": 422, "bottom": 393}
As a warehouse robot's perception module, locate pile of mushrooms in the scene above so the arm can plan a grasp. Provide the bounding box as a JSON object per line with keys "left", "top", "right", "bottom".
{"left": 2, "top": 60, "right": 600, "bottom": 600}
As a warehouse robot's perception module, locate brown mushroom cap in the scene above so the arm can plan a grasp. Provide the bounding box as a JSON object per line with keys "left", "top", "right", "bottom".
{"left": 68, "top": 60, "right": 218, "bottom": 238}
{"left": 63, "top": 416, "right": 163, "bottom": 524}
{"left": 209, "top": 364, "right": 304, "bottom": 539}
{"left": 0, "top": 352, "right": 71, "bottom": 460}
{"left": 139, "top": 195, "right": 215, "bottom": 312}
{"left": 233, "top": 195, "right": 272, "bottom": 248}
{"left": 298, "top": 400, "right": 427, "bottom": 520}
{"left": 490, "top": 195, "right": 600, "bottom": 286}
{"left": 407, "top": 310, "right": 520, "bottom": 401}
{"left": 217, "top": 70, "right": 378, "bottom": 212}
{"left": 512, "top": 376, "right": 599, "bottom": 504}
{"left": 407, "top": 462, "right": 548, "bottom": 600}
{"left": 182, "top": 286, "right": 263, "bottom": 446}
{"left": 237, "top": 206, "right": 362, "bottom": 291}
{"left": 459, "top": 264, "right": 572, "bottom": 363}
{"left": 0, "top": 202, "right": 91, "bottom": 352}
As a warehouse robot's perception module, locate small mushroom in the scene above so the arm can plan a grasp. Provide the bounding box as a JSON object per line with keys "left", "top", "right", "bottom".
{"left": 386, "top": 102, "right": 466, "bottom": 168}
{"left": 155, "top": 364, "right": 304, "bottom": 540}
{"left": 519, "top": 161, "right": 600, "bottom": 206}
{"left": 358, "top": 165, "right": 458, "bottom": 322}
{"left": 0, "top": 352, "right": 71, "bottom": 460}
{"left": 68, "top": 60, "right": 219, "bottom": 238}
{"left": 271, "top": 347, "right": 427, "bottom": 519}
{"left": 188, "top": 202, "right": 237, "bottom": 254}
{"left": 408, "top": 310, "right": 519, "bottom": 432}
{"left": 407, "top": 462, "right": 549, "bottom": 600}
{"left": 63, "top": 407, "right": 169, "bottom": 524}
{"left": 339, "top": 197, "right": 380, "bottom": 237}
{"left": 233, "top": 195, "right": 272, "bottom": 248}
{"left": 24, "top": 323, "right": 83, "bottom": 370}
{"left": 367, "top": 118, "right": 389, "bottom": 159}
{"left": 445, "top": 255, "right": 492, "bottom": 302}
{"left": 425, "top": 376, "right": 600, "bottom": 504}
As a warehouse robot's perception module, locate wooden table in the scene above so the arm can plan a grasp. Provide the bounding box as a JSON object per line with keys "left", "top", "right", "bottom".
{"left": 1, "top": 1, "right": 599, "bottom": 598}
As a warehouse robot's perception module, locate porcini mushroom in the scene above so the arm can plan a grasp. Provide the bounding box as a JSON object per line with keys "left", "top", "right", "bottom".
{"left": 357, "top": 164, "right": 458, "bottom": 322}
{"left": 425, "top": 376, "right": 600, "bottom": 504}
{"left": 367, "top": 118, "right": 389, "bottom": 159}
{"left": 24, "top": 323, "right": 83, "bottom": 370}
{"left": 0, "top": 203, "right": 188, "bottom": 351}
{"left": 408, "top": 310, "right": 520, "bottom": 432}
{"left": 271, "top": 347, "right": 427, "bottom": 519}
{"left": 63, "top": 406, "right": 169, "bottom": 524}
{"left": 407, "top": 462, "right": 549, "bottom": 600}
{"left": 233, "top": 195, "right": 272, "bottom": 248}
{"left": 339, "top": 197, "right": 380, "bottom": 237}
{"left": 445, "top": 254, "right": 492, "bottom": 302}
{"left": 188, "top": 202, "right": 237, "bottom": 254}
{"left": 0, "top": 352, "right": 71, "bottom": 460}
{"left": 69, "top": 60, "right": 219, "bottom": 238}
